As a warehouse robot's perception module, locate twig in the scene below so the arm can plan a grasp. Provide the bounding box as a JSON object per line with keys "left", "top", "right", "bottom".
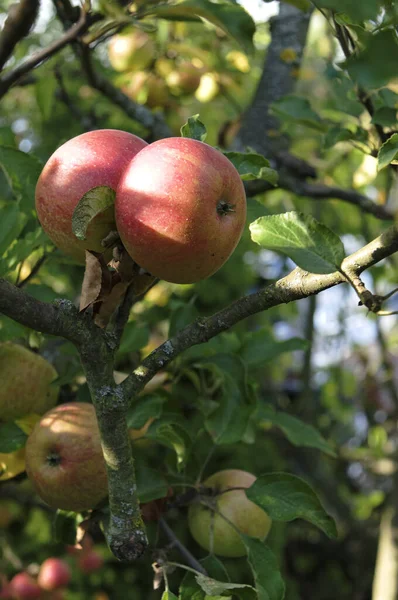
{"left": 0, "top": 0, "right": 40, "bottom": 71}
{"left": 78, "top": 45, "right": 171, "bottom": 140}
{"left": 158, "top": 518, "right": 207, "bottom": 575}
{"left": 0, "top": 6, "right": 90, "bottom": 99}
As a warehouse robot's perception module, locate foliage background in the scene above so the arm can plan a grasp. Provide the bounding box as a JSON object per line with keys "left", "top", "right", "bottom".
{"left": 1, "top": 0, "right": 398, "bottom": 599}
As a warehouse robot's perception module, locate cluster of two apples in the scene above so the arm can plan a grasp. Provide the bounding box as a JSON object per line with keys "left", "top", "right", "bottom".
{"left": 35, "top": 130, "right": 247, "bottom": 284}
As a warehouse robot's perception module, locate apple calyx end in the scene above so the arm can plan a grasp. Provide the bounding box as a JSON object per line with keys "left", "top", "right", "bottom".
{"left": 216, "top": 199, "right": 236, "bottom": 216}
{"left": 46, "top": 451, "right": 62, "bottom": 467}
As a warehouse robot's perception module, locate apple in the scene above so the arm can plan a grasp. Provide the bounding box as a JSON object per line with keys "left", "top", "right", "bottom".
{"left": 0, "top": 447, "right": 26, "bottom": 481}
{"left": 37, "top": 558, "right": 71, "bottom": 591}
{"left": 77, "top": 550, "right": 103, "bottom": 573}
{"left": 8, "top": 573, "right": 41, "bottom": 599}
{"left": 188, "top": 469, "right": 272, "bottom": 558}
{"left": 0, "top": 343, "right": 58, "bottom": 422}
{"left": 166, "top": 61, "right": 203, "bottom": 96}
{"left": 108, "top": 30, "right": 155, "bottom": 73}
{"left": 123, "top": 71, "right": 169, "bottom": 109}
{"left": 35, "top": 129, "right": 147, "bottom": 263}
{"left": 115, "top": 137, "right": 246, "bottom": 284}
{"left": 25, "top": 402, "right": 108, "bottom": 511}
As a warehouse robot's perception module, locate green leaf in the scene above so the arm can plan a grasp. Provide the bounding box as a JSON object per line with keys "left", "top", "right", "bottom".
{"left": 146, "top": 0, "right": 255, "bottom": 54}
{"left": 119, "top": 322, "right": 150, "bottom": 354}
{"left": 343, "top": 30, "right": 398, "bottom": 89}
{"left": 35, "top": 75, "right": 57, "bottom": 121}
{"left": 223, "top": 151, "right": 278, "bottom": 185}
{"left": 271, "top": 95, "right": 327, "bottom": 131}
{"left": 250, "top": 211, "right": 345, "bottom": 274}
{"left": 200, "top": 555, "right": 230, "bottom": 582}
{"left": 371, "top": 107, "right": 397, "bottom": 128}
{"left": 313, "top": 0, "right": 380, "bottom": 22}
{"left": 126, "top": 395, "right": 165, "bottom": 429}
{"left": 169, "top": 301, "right": 199, "bottom": 337}
{"left": 240, "top": 330, "right": 308, "bottom": 367}
{"left": 259, "top": 405, "right": 336, "bottom": 457}
{"left": 0, "top": 315, "right": 28, "bottom": 342}
{"left": 162, "top": 590, "right": 178, "bottom": 600}
{"left": 377, "top": 133, "right": 398, "bottom": 171}
{"left": 147, "top": 416, "right": 190, "bottom": 469}
{"left": 0, "top": 203, "right": 27, "bottom": 256}
{"left": 179, "top": 571, "right": 206, "bottom": 600}
{"left": 72, "top": 186, "right": 115, "bottom": 241}
{"left": 323, "top": 126, "right": 362, "bottom": 150}
{"left": 279, "top": 0, "right": 311, "bottom": 10}
{"left": 195, "top": 574, "right": 256, "bottom": 599}
{"left": 0, "top": 146, "right": 43, "bottom": 213}
{"left": 180, "top": 114, "right": 207, "bottom": 142}
{"left": 53, "top": 510, "right": 84, "bottom": 545}
{"left": 246, "top": 472, "right": 338, "bottom": 538}
{"left": 242, "top": 537, "right": 285, "bottom": 600}
{"left": 0, "top": 228, "right": 50, "bottom": 277}
{"left": 0, "top": 422, "right": 27, "bottom": 452}
{"left": 135, "top": 461, "right": 169, "bottom": 503}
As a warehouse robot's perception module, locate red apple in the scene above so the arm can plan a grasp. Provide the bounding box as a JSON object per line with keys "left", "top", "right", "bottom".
{"left": 37, "top": 558, "right": 71, "bottom": 591}
{"left": 108, "top": 30, "right": 155, "bottom": 73}
{"left": 8, "top": 573, "right": 41, "bottom": 599}
{"left": 25, "top": 403, "right": 108, "bottom": 511}
{"left": 188, "top": 469, "right": 272, "bottom": 558}
{"left": 77, "top": 550, "right": 104, "bottom": 573}
{"left": 115, "top": 137, "right": 246, "bottom": 283}
{"left": 35, "top": 130, "right": 147, "bottom": 263}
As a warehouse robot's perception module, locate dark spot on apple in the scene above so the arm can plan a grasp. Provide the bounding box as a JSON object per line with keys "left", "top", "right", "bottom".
{"left": 217, "top": 199, "right": 235, "bottom": 216}
{"left": 47, "top": 451, "right": 62, "bottom": 467}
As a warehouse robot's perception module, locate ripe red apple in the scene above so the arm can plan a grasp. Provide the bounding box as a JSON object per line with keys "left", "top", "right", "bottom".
{"left": 0, "top": 343, "right": 58, "bottom": 422}
{"left": 188, "top": 469, "right": 272, "bottom": 558}
{"left": 115, "top": 137, "right": 246, "bottom": 283}
{"left": 25, "top": 403, "right": 108, "bottom": 511}
{"left": 8, "top": 573, "right": 41, "bottom": 599}
{"left": 37, "top": 558, "right": 71, "bottom": 591}
{"left": 77, "top": 550, "right": 104, "bottom": 573}
{"left": 108, "top": 30, "right": 155, "bottom": 72}
{"left": 35, "top": 129, "right": 147, "bottom": 263}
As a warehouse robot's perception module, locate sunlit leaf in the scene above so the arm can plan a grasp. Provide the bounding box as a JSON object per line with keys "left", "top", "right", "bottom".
{"left": 250, "top": 211, "right": 345, "bottom": 274}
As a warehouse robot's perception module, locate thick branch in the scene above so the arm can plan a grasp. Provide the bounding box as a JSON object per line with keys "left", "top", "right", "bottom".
{"left": 0, "top": 278, "right": 82, "bottom": 342}
{"left": 0, "top": 0, "right": 40, "bottom": 71}
{"left": 0, "top": 6, "right": 89, "bottom": 99}
{"left": 121, "top": 223, "right": 398, "bottom": 399}
{"left": 237, "top": 3, "right": 313, "bottom": 156}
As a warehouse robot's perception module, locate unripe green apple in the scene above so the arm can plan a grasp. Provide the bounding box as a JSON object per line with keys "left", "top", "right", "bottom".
{"left": 25, "top": 403, "right": 108, "bottom": 511}
{"left": 115, "top": 137, "right": 246, "bottom": 284}
{"left": 0, "top": 343, "right": 58, "bottom": 422}
{"left": 124, "top": 71, "right": 169, "bottom": 108}
{"left": 166, "top": 61, "right": 203, "bottom": 95}
{"left": 108, "top": 30, "right": 155, "bottom": 73}
{"left": 188, "top": 469, "right": 272, "bottom": 558}
{"left": 35, "top": 130, "right": 147, "bottom": 263}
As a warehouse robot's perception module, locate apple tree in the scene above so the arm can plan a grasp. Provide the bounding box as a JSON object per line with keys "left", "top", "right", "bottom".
{"left": 1, "top": 0, "right": 398, "bottom": 598}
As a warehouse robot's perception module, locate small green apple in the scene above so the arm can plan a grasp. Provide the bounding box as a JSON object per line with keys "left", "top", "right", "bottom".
{"left": 0, "top": 342, "right": 58, "bottom": 422}
{"left": 188, "top": 469, "right": 272, "bottom": 558}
